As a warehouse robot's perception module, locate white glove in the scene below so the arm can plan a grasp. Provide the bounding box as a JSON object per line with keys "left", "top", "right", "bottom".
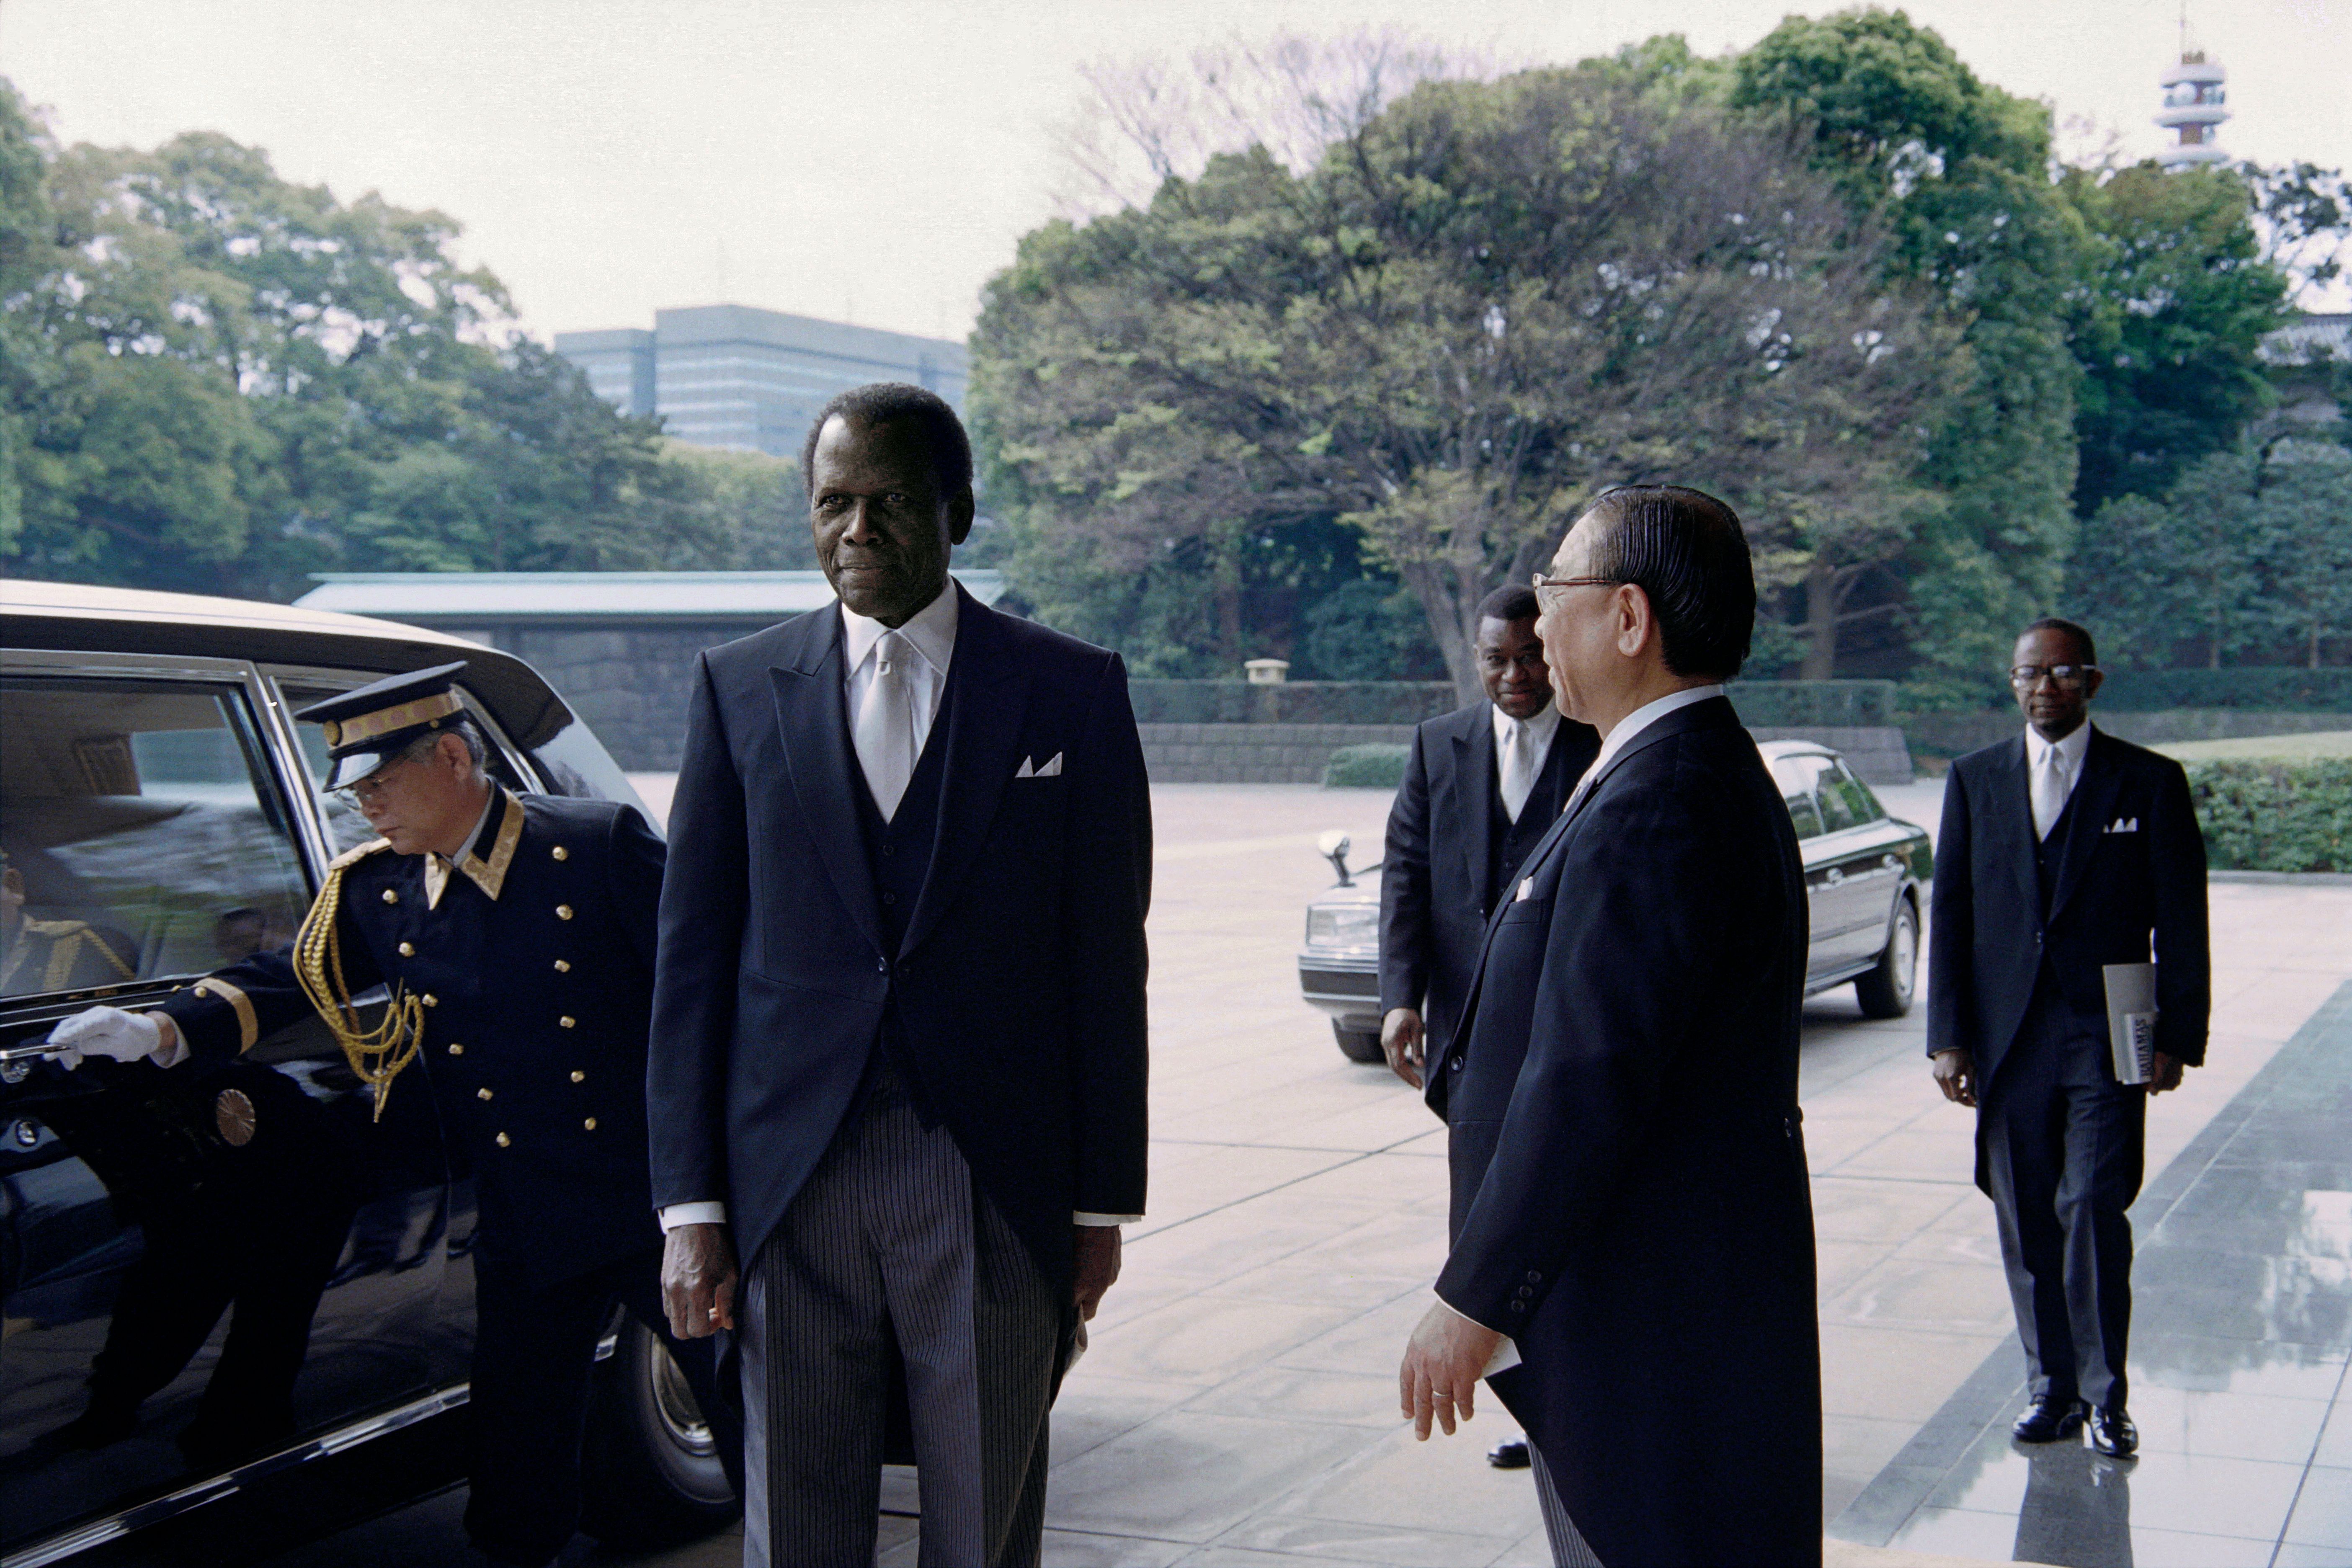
{"left": 50, "top": 1006, "right": 165, "bottom": 1069}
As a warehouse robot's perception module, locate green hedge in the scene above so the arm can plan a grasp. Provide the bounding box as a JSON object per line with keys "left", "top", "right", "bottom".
{"left": 1324, "top": 743, "right": 1412, "bottom": 789}
{"left": 2095, "top": 669, "right": 2352, "bottom": 712}
{"left": 2187, "top": 760, "right": 2352, "bottom": 872}
{"left": 1725, "top": 680, "right": 1900, "bottom": 726}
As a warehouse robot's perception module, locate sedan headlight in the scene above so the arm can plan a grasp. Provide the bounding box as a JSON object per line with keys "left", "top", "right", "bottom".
{"left": 1306, "top": 905, "right": 1380, "bottom": 946}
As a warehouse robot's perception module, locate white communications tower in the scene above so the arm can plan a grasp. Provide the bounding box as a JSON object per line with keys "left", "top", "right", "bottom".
{"left": 2155, "top": 10, "right": 2230, "bottom": 170}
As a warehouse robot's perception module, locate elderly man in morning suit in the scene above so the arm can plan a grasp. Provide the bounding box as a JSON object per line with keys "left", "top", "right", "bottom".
{"left": 1397, "top": 485, "right": 1821, "bottom": 1567}
{"left": 650, "top": 383, "right": 1152, "bottom": 1568}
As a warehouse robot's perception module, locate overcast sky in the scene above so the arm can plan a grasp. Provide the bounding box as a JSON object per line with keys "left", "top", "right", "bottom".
{"left": 4, "top": 0, "right": 2344, "bottom": 345}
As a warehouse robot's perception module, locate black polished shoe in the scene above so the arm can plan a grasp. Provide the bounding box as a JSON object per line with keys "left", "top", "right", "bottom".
{"left": 1487, "top": 1436, "right": 1532, "bottom": 1470}
{"left": 2087, "top": 1404, "right": 2138, "bottom": 1457}
{"left": 2011, "top": 1394, "right": 2087, "bottom": 1443}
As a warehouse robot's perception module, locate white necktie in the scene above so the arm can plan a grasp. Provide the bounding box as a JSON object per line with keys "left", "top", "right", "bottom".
{"left": 2031, "top": 745, "right": 2068, "bottom": 841}
{"left": 855, "top": 630, "right": 917, "bottom": 822}
{"left": 1499, "top": 721, "right": 1536, "bottom": 823}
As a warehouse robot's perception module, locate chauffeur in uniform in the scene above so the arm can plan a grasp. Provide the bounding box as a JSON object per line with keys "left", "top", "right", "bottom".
{"left": 51, "top": 663, "right": 740, "bottom": 1568}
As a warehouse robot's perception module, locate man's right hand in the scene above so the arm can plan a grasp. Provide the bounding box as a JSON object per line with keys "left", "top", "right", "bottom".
{"left": 50, "top": 1006, "right": 165, "bottom": 1068}
{"left": 1931, "top": 1048, "right": 1977, "bottom": 1108}
{"left": 662, "top": 1222, "right": 740, "bottom": 1339}
{"left": 1381, "top": 1007, "right": 1426, "bottom": 1089}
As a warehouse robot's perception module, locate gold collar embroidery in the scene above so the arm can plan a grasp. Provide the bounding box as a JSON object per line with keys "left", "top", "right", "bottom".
{"left": 425, "top": 789, "right": 524, "bottom": 910}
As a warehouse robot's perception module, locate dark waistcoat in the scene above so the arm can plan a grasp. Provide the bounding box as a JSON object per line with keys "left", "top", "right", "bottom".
{"left": 2030, "top": 786, "right": 2109, "bottom": 1079}
{"left": 851, "top": 685, "right": 955, "bottom": 1111}
{"left": 1487, "top": 781, "right": 1557, "bottom": 908}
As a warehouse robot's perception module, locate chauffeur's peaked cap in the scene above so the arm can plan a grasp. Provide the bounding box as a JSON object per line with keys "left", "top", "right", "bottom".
{"left": 297, "top": 661, "right": 472, "bottom": 788}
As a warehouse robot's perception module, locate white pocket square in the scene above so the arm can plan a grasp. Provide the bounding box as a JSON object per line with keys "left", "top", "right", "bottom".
{"left": 2105, "top": 817, "right": 2138, "bottom": 834}
{"left": 1015, "top": 752, "right": 1063, "bottom": 779}
{"left": 1516, "top": 877, "right": 1534, "bottom": 903}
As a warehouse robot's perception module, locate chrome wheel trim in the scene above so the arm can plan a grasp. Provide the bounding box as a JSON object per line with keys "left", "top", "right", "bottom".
{"left": 648, "top": 1338, "right": 717, "bottom": 1457}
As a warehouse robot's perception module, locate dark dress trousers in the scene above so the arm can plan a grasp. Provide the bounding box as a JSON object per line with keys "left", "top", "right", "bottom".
{"left": 1435, "top": 696, "right": 1821, "bottom": 1568}
{"left": 158, "top": 789, "right": 736, "bottom": 1565}
{"left": 1379, "top": 703, "right": 1597, "bottom": 1106}
{"left": 647, "top": 584, "right": 1151, "bottom": 1564}
{"left": 1928, "top": 726, "right": 2209, "bottom": 1411}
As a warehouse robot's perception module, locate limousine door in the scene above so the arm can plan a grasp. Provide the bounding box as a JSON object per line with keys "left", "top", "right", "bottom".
{"left": 0, "top": 655, "right": 457, "bottom": 1558}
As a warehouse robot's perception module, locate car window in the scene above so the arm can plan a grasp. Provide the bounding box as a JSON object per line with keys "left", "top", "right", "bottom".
{"left": 531, "top": 720, "right": 653, "bottom": 821}
{"left": 1828, "top": 761, "right": 1885, "bottom": 825}
{"left": 277, "top": 678, "right": 530, "bottom": 854}
{"left": 1767, "top": 756, "right": 1828, "bottom": 839}
{"left": 1, "top": 675, "right": 312, "bottom": 997}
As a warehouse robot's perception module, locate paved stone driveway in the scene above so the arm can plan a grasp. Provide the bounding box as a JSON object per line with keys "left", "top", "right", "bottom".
{"left": 272, "top": 778, "right": 2352, "bottom": 1567}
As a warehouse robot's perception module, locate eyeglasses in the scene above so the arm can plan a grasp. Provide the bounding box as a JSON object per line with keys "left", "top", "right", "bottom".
{"left": 2008, "top": 664, "right": 2098, "bottom": 689}
{"left": 1531, "top": 573, "right": 1622, "bottom": 604}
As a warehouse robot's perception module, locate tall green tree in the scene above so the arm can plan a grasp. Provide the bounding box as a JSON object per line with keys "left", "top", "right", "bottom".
{"left": 1734, "top": 7, "right": 2083, "bottom": 698}
{"left": 2061, "top": 163, "right": 2290, "bottom": 517}
{"left": 978, "top": 60, "right": 1946, "bottom": 699}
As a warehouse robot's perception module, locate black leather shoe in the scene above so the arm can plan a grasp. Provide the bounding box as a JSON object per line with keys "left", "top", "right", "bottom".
{"left": 1488, "top": 1436, "right": 1532, "bottom": 1470}
{"left": 2087, "top": 1404, "right": 2138, "bottom": 1457}
{"left": 2011, "top": 1394, "right": 2086, "bottom": 1443}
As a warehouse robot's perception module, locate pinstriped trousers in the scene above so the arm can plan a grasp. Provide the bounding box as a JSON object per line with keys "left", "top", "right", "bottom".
{"left": 740, "top": 1065, "right": 1062, "bottom": 1568}
{"left": 1530, "top": 1447, "right": 1607, "bottom": 1568}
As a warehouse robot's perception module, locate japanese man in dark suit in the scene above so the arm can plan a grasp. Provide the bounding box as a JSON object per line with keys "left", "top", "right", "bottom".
{"left": 1396, "top": 486, "right": 1820, "bottom": 1568}
{"left": 1929, "top": 617, "right": 2209, "bottom": 1459}
{"left": 648, "top": 384, "right": 1152, "bottom": 1568}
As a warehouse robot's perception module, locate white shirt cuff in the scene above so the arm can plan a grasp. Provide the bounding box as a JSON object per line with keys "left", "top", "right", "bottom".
{"left": 659, "top": 1201, "right": 728, "bottom": 1231}
{"left": 1073, "top": 1211, "right": 1139, "bottom": 1226}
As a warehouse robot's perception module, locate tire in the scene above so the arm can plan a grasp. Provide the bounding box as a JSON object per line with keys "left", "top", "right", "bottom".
{"left": 1854, "top": 895, "right": 1919, "bottom": 1019}
{"left": 1333, "top": 1021, "right": 1387, "bottom": 1063}
{"left": 579, "top": 1309, "right": 739, "bottom": 1547}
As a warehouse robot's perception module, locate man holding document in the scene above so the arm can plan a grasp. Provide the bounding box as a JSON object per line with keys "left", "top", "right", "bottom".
{"left": 1397, "top": 486, "right": 1820, "bottom": 1567}
{"left": 1929, "top": 617, "right": 2210, "bottom": 1459}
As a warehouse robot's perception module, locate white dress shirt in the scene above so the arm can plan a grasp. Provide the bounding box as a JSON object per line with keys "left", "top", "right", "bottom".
{"left": 1560, "top": 683, "right": 1726, "bottom": 819}
{"left": 1492, "top": 702, "right": 1563, "bottom": 823}
{"left": 661, "top": 584, "right": 1131, "bottom": 1232}
{"left": 2023, "top": 720, "right": 2092, "bottom": 840}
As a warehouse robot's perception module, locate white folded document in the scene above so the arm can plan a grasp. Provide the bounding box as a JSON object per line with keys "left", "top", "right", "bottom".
{"left": 1483, "top": 1336, "right": 1522, "bottom": 1377}
{"left": 2103, "top": 962, "right": 2158, "bottom": 1086}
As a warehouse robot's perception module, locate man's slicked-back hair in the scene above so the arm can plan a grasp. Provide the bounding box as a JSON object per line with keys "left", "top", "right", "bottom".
{"left": 1579, "top": 485, "right": 1756, "bottom": 681}
{"left": 1478, "top": 583, "right": 1541, "bottom": 624}
{"left": 800, "top": 382, "right": 973, "bottom": 500}
{"left": 2021, "top": 616, "right": 2097, "bottom": 666}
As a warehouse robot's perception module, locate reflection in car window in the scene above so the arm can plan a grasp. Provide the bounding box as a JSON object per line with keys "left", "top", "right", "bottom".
{"left": 0, "top": 676, "right": 312, "bottom": 996}
{"left": 1767, "top": 756, "right": 1828, "bottom": 839}
{"left": 531, "top": 720, "right": 650, "bottom": 818}
{"left": 1830, "top": 761, "right": 1883, "bottom": 824}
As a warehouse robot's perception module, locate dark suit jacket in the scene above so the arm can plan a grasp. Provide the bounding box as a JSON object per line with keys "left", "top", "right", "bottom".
{"left": 1927, "top": 725, "right": 2210, "bottom": 1095}
{"left": 1379, "top": 703, "right": 1595, "bottom": 1096}
{"left": 647, "top": 584, "right": 1152, "bottom": 1288}
{"left": 1436, "top": 696, "right": 1820, "bottom": 1568}
{"left": 160, "top": 791, "right": 667, "bottom": 1289}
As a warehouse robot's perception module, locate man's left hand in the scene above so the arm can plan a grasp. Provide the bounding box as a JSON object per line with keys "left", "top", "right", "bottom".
{"left": 1074, "top": 1225, "right": 1121, "bottom": 1321}
{"left": 2148, "top": 1051, "right": 2185, "bottom": 1094}
{"left": 1399, "top": 1300, "right": 1501, "bottom": 1440}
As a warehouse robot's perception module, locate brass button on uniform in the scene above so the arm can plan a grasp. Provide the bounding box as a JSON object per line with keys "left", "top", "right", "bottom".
{"left": 583, "top": 1117, "right": 597, "bottom": 1131}
{"left": 397, "top": 941, "right": 415, "bottom": 957}
{"left": 553, "top": 959, "right": 570, "bottom": 973}
{"left": 447, "top": 1043, "right": 464, "bottom": 1056}
{"left": 555, "top": 904, "right": 573, "bottom": 921}
{"left": 570, "top": 1070, "right": 585, "bottom": 1083}
{"left": 552, "top": 846, "right": 569, "bottom": 861}
{"left": 477, "top": 1087, "right": 493, "bottom": 1101}
{"left": 382, "top": 889, "right": 399, "bottom": 904}
{"left": 559, "top": 1016, "right": 575, "bottom": 1029}
{"left": 495, "top": 1132, "right": 511, "bottom": 1148}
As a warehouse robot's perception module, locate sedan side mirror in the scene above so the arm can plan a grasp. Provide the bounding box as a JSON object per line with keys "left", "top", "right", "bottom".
{"left": 1317, "top": 829, "right": 1354, "bottom": 886}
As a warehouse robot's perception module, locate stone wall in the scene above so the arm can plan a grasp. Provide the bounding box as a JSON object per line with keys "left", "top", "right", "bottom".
{"left": 1906, "top": 708, "right": 2352, "bottom": 759}
{"left": 451, "top": 623, "right": 743, "bottom": 770}
{"left": 1141, "top": 721, "right": 1916, "bottom": 786}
